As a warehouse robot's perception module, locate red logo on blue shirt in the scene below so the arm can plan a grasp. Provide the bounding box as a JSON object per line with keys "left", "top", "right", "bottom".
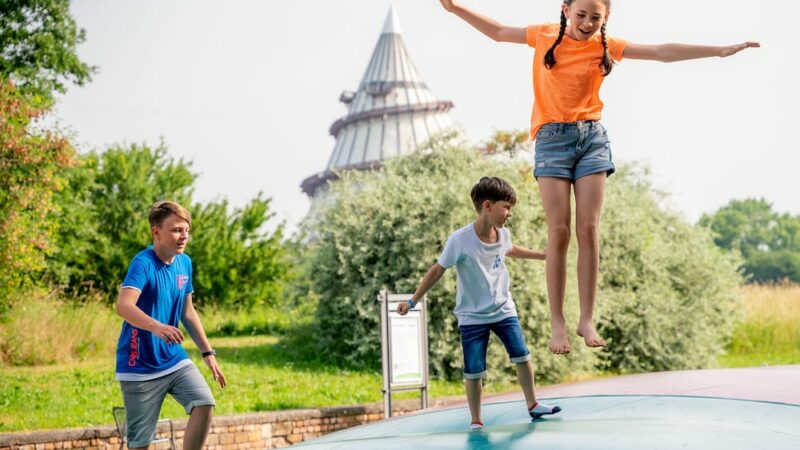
{"left": 177, "top": 275, "right": 188, "bottom": 290}
{"left": 128, "top": 329, "right": 139, "bottom": 367}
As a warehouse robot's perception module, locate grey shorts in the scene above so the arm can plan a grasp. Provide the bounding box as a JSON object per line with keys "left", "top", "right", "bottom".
{"left": 120, "top": 363, "right": 215, "bottom": 448}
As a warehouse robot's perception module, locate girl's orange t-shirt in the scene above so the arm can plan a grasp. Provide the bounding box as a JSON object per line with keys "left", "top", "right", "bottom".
{"left": 526, "top": 23, "right": 626, "bottom": 139}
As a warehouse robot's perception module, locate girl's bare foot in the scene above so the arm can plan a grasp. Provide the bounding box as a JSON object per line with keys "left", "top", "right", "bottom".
{"left": 576, "top": 321, "right": 606, "bottom": 347}
{"left": 549, "top": 320, "right": 571, "bottom": 354}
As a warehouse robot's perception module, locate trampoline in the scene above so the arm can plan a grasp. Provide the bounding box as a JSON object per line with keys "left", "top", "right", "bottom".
{"left": 295, "top": 395, "right": 800, "bottom": 449}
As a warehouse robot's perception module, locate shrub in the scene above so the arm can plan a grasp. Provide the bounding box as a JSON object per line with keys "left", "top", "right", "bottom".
{"left": 743, "top": 251, "right": 800, "bottom": 284}
{"left": 0, "top": 81, "right": 75, "bottom": 309}
{"left": 47, "top": 143, "right": 194, "bottom": 301}
{"left": 303, "top": 136, "right": 741, "bottom": 381}
{"left": 189, "top": 196, "right": 291, "bottom": 308}
{"left": 598, "top": 166, "right": 742, "bottom": 372}
{"left": 48, "top": 143, "right": 291, "bottom": 308}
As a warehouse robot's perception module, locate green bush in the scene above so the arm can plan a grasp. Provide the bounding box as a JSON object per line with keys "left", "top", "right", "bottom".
{"left": 47, "top": 143, "right": 291, "bottom": 308}
{"left": 189, "top": 196, "right": 291, "bottom": 308}
{"left": 303, "top": 136, "right": 741, "bottom": 381}
{"left": 743, "top": 251, "right": 800, "bottom": 284}
{"left": 0, "top": 81, "right": 75, "bottom": 309}
{"left": 47, "top": 142, "right": 195, "bottom": 301}
{"left": 699, "top": 198, "right": 800, "bottom": 283}
{"left": 598, "top": 166, "right": 742, "bottom": 372}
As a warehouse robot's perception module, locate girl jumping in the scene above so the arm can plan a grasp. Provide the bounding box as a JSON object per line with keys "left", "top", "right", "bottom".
{"left": 438, "top": 0, "right": 758, "bottom": 354}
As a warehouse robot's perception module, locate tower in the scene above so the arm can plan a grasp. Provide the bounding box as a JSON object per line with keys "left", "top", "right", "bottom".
{"left": 301, "top": 6, "right": 456, "bottom": 199}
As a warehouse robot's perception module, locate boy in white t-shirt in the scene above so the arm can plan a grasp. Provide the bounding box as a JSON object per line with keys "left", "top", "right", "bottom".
{"left": 397, "top": 176, "right": 561, "bottom": 429}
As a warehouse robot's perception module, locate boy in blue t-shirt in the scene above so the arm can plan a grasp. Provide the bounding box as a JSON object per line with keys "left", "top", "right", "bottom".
{"left": 398, "top": 177, "right": 560, "bottom": 429}
{"left": 115, "top": 201, "right": 226, "bottom": 449}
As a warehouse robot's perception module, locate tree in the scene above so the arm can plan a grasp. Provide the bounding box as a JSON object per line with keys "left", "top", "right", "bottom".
{"left": 0, "top": 0, "right": 95, "bottom": 102}
{"left": 744, "top": 251, "right": 800, "bottom": 284}
{"left": 189, "top": 196, "right": 290, "bottom": 309}
{"left": 0, "top": 80, "right": 75, "bottom": 308}
{"left": 303, "top": 136, "right": 740, "bottom": 380}
{"left": 49, "top": 142, "right": 291, "bottom": 307}
{"left": 700, "top": 198, "right": 800, "bottom": 283}
{"left": 699, "top": 199, "right": 779, "bottom": 256}
{"left": 481, "top": 129, "right": 531, "bottom": 158}
{"left": 48, "top": 142, "right": 195, "bottom": 300}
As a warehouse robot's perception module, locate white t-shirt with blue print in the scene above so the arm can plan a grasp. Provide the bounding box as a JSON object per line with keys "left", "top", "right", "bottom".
{"left": 437, "top": 223, "right": 517, "bottom": 326}
{"left": 115, "top": 247, "right": 194, "bottom": 381}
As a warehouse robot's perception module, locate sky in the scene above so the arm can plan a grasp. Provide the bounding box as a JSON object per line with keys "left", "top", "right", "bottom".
{"left": 55, "top": 0, "right": 797, "bottom": 234}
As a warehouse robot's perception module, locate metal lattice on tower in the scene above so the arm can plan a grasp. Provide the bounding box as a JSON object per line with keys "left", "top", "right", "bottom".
{"left": 301, "top": 5, "right": 456, "bottom": 199}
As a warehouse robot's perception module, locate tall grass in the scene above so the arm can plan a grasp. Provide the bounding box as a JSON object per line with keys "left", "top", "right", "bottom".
{"left": 719, "top": 284, "right": 800, "bottom": 367}
{"left": 0, "top": 292, "right": 317, "bottom": 366}
{"left": 0, "top": 292, "right": 118, "bottom": 366}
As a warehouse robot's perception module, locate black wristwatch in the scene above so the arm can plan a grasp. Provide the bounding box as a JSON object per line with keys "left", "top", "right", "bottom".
{"left": 202, "top": 350, "right": 216, "bottom": 358}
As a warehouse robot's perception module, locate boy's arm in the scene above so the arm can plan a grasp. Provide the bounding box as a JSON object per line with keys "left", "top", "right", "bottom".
{"left": 440, "top": 0, "right": 527, "bottom": 44}
{"left": 397, "top": 263, "right": 447, "bottom": 315}
{"left": 182, "top": 293, "right": 227, "bottom": 388}
{"left": 117, "top": 287, "right": 185, "bottom": 344}
{"left": 507, "top": 244, "right": 546, "bottom": 260}
{"left": 623, "top": 41, "right": 759, "bottom": 62}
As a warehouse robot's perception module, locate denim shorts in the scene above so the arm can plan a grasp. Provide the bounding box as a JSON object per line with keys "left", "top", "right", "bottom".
{"left": 120, "top": 363, "right": 215, "bottom": 447}
{"left": 459, "top": 316, "right": 531, "bottom": 379}
{"left": 534, "top": 121, "right": 615, "bottom": 181}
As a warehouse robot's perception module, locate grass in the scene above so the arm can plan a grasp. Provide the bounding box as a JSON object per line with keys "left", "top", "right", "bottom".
{"left": 0, "top": 335, "right": 518, "bottom": 432}
{"left": 200, "top": 302, "right": 311, "bottom": 337}
{"left": 0, "top": 293, "right": 118, "bottom": 366}
{"left": 717, "top": 284, "right": 800, "bottom": 367}
{"left": 2, "top": 284, "right": 798, "bottom": 432}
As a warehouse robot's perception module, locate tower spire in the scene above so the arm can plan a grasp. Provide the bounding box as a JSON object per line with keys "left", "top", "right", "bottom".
{"left": 381, "top": 4, "right": 403, "bottom": 35}
{"left": 301, "top": 6, "right": 456, "bottom": 198}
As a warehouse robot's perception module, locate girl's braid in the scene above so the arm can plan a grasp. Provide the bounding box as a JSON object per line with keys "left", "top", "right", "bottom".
{"left": 600, "top": 22, "right": 614, "bottom": 76}
{"left": 543, "top": 9, "right": 568, "bottom": 69}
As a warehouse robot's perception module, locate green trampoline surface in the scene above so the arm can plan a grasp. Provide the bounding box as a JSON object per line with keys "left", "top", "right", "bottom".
{"left": 294, "top": 395, "right": 800, "bottom": 449}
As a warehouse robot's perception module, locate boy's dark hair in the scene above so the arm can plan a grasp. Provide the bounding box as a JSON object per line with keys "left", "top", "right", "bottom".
{"left": 148, "top": 200, "right": 192, "bottom": 229}
{"left": 470, "top": 177, "right": 517, "bottom": 211}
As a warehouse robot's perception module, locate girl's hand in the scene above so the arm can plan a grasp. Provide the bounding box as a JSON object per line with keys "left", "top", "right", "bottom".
{"left": 720, "top": 41, "right": 760, "bottom": 57}
{"left": 440, "top": 0, "right": 456, "bottom": 12}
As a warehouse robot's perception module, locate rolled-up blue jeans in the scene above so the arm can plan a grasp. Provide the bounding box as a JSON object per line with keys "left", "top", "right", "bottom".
{"left": 459, "top": 316, "right": 531, "bottom": 380}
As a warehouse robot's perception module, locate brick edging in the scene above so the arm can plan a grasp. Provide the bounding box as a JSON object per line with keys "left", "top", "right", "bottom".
{"left": 0, "top": 396, "right": 465, "bottom": 447}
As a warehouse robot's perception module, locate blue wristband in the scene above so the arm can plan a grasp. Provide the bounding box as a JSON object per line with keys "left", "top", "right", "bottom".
{"left": 407, "top": 299, "right": 417, "bottom": 309}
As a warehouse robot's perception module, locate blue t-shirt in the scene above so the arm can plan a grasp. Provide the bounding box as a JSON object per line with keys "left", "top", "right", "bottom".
{"left": 115, "top": 247, "right": 194, "bottom": 381}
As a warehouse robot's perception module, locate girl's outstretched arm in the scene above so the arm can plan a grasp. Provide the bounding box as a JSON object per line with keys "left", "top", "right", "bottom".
{"left": 440, "top": 0, "right": 527, "bottom": 44}
{"left": 624, "top": 41, "right": 760, "bottom": 62}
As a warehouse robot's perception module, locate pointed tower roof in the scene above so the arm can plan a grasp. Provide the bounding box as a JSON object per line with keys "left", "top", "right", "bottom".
{"left": 382, "top": 4, "right": 402, "bottom": 34}
{"left": 301, "top": 6, "right": 455, "bottom": 197}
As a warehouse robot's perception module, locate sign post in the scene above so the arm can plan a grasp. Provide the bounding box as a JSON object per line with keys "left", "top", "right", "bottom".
{"left": 378, "top": 289, "right": 429, "bottom": 418}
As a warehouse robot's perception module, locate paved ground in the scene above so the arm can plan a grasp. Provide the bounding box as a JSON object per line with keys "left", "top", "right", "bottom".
{"left": 484, "top": 364, "right": 800, "bottom": 406}
{"left": 296, "top": 366, "right": 800, "bottom": 449}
